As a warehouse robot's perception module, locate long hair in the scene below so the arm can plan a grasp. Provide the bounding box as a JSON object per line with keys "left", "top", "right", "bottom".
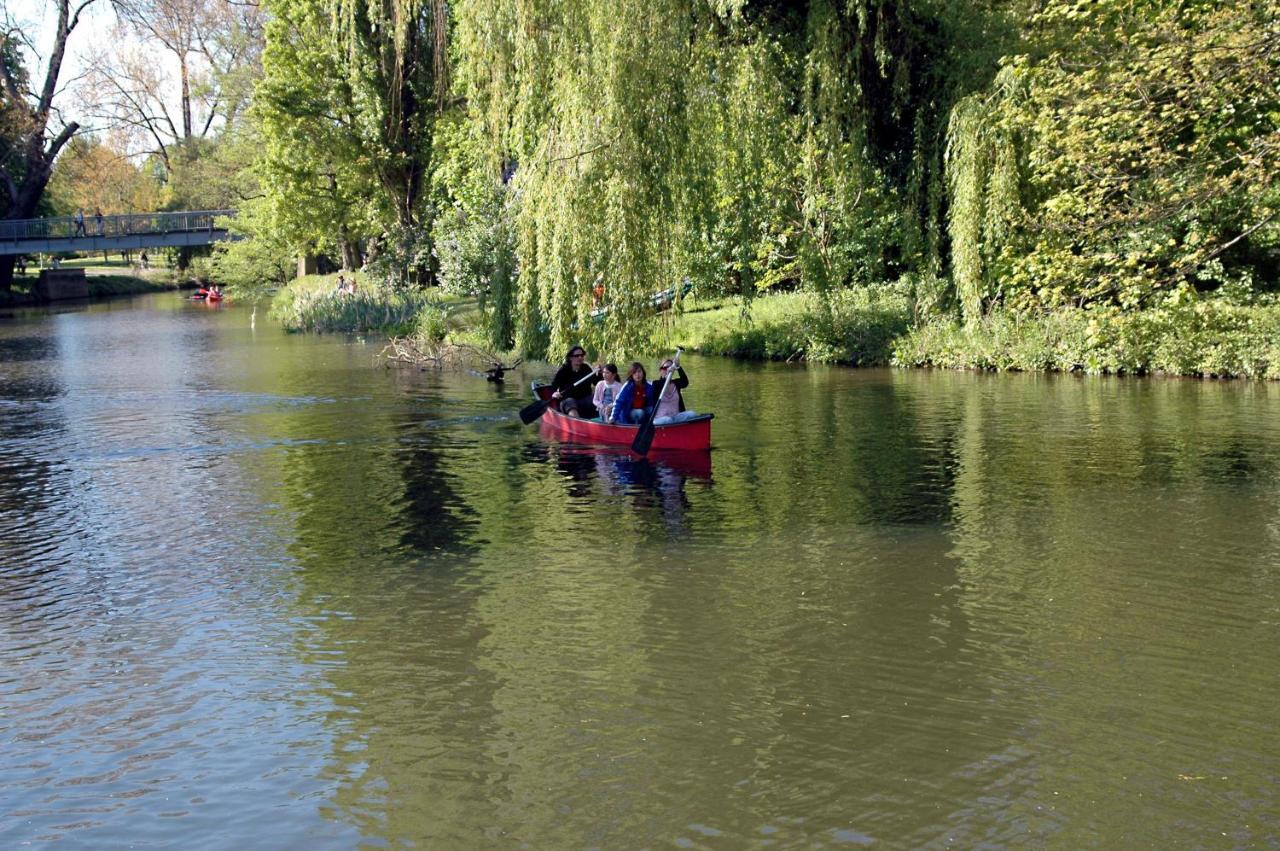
{"left": 627, "top": 362, "right": 646, "bottom": 382}
{"left": 564, "top": 345, "right": 586, "bottom": 364}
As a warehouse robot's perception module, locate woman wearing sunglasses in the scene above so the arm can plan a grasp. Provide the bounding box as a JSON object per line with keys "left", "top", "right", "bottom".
{"left": 549, "top": 345, "right": 601, "bottom": 418}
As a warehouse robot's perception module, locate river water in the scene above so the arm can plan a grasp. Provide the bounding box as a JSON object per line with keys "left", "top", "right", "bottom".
{"left": 2, "top": 294, "right": 1278, "bottom": 847}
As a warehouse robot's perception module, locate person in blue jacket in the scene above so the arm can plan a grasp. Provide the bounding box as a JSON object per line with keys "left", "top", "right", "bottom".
{"left": 610, "top": 362, "right": 653, "bottom": 424}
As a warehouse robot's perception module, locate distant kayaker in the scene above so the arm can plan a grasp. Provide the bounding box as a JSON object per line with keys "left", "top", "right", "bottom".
{"left": 651, "top": 353, "right": 697, "bottom": 425}
{"left": 549, "top": 345, "right": 600, "bottom": 418}
{"left": 611, "top": 362, "right": 652, "bottom": 424}
{"left": 591, "top": 363, "right": 625, "bottom": 422}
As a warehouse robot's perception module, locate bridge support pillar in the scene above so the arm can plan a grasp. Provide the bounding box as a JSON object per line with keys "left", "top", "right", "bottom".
{"left": 35, "top": 269, "right": 88, "bottom": 301}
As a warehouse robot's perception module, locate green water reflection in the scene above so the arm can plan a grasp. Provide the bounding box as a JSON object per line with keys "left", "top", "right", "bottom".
{"left": 1, "top": 297, "right": 1278, "bottom": 846}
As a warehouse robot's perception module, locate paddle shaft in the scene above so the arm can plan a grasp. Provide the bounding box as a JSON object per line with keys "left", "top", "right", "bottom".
{"left": 630, "top": 348, "right": 682, "bottom": 455}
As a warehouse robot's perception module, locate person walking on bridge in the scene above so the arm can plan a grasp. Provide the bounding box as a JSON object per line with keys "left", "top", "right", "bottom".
{"left": 73, "top": 209, "right": 85, "bottom": 237}
{"left": 94, "top": 207, "right": 104, "bottom": 236}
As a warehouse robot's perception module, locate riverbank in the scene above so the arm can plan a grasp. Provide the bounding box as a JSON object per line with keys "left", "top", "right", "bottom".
{"left": 266, "top": 274, "right": 1280, "bottom": 380}
{"left": 672, "top": 289, "right": 1280, "bottom": 380}
{"left": 1, "top": 258, "right": 186, "bottom": 307}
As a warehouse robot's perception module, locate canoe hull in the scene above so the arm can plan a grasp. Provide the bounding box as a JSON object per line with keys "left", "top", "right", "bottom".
{"left": 533, "top": 384, "right": 712, "bottom": 452}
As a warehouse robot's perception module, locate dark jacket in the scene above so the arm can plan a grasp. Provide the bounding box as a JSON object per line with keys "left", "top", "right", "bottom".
{"left": 652, "top": 367, "right": 689, "bottom": 414}
{"left": 551, "top": 362, "right": 599, "bottom": 400}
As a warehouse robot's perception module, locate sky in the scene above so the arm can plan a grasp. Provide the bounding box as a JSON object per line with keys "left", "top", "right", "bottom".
{"left": 4, "top": 0, "right": 123, "bottom": 126}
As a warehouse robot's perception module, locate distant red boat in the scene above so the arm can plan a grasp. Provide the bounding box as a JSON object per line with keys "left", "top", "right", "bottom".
{"left": 532, "top": 384, "right": 713, "bottom": 452}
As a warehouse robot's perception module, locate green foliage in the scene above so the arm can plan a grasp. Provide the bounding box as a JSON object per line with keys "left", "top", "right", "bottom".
{"left": 249, "top": 0, "right": 1277, "bottom": 369}
{"left": 411, "top": 302, "right": 450, "bottom": 344}
{"left": 362, "top": 224, "right": 434, "bottom": 290}
{"left": 208, "top": 232, "right": 294, "bottom": 296}
{"left": 162, "top": 134, "right": 258, "bottom": 212}
{"left": 694, "top": 284, "right": 913, "bottom": 365}
{"left": 944, "top": 66, "right": 1028, "bottom": 324}
{"left": 270, "top": 286, "right": 444, "bottom": 334}
{"left": 453, "top": 0, "right": 1015, "bottom": 357}
{"left": 251, "top": 0, "right": 449, "bottom": 273}
{"left": 945, "top": 0, "right": 1280, "bottom": 315}
{"left": 894, "top": 297, "right": 1280, "bottom": 379}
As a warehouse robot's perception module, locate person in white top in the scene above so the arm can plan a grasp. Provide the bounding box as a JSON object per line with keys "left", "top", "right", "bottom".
{"left": 591, "top": 363, "right": 625, "bottom": 422}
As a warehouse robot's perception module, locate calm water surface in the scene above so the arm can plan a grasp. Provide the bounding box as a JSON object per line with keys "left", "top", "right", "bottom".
{"left": 2, "top": 294, "right": 1279, "bottom": 847}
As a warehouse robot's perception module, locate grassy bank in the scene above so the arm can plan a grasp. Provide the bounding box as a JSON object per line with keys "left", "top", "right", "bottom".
{"left": 270, "top": 274, "right": 481, "bottom": 336}
{"left": 666, "top": 285, "right": 913, "bottom": 365}
{"left": 267, "top": 273, "right": 1280, "bottom": 381}
{"left": 670, "top": 288, "right": 1280, "bottom": 380}
{"left": 894, "top": 302, "right": 1280, "bottom": 380}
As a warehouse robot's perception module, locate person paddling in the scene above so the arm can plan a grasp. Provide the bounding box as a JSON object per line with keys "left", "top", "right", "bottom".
{"left": 651, "top": 352, "right": 697, "bottom": 424}
{"left": 550, "top": 345, "right": 600, "bottom": 418}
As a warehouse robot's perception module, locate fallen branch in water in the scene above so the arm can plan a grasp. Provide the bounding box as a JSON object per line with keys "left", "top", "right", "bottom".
{"left": 379, "top": 336, "right": 445, "bottom": 367}
{"left": 379, "top": 338, "right": 517, "bottom": 374}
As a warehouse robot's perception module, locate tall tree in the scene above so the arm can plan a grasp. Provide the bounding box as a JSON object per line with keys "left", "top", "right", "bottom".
{"left": 452, "top": 0, "right": 1016, "bottom": 355}
{"left": 0, "top": 0, "right": 98, "bottom": 293}
{"left": 252, "top": 0, "right": 449, "bottom": 283}
{"left": 82, "top": 0, "right": 265, "bottom": 172}
{"left": 46, "top": 133, "right": 164, "bottom": 214}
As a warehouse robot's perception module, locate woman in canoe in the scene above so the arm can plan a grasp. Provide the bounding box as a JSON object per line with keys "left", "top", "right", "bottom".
{"left": 611, "top": 362, "right": 652, "bottom": 424}
{"left": 550, "top": 345, "right": 600, "bottom": 418}
{"left": 651, "top": 354, "right": 698, "bottom": 425}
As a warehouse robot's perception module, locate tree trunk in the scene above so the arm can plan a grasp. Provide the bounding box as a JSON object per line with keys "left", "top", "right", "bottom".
{"left": 0, "top": 0, "right": 89, "bottom": 293}
{"left": 0, "top": 256, "right": 16, "bottom": 294}
{"left": 0, "top": 176, "right": 59, "bottom": 293}
{"left": 338, "top": 222, "right": 360, "bottom": 270}
{"left": 180, "top": 57, "right": 192, "bottom": 139}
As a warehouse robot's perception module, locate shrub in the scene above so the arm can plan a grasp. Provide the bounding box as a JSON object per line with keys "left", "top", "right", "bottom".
{"left": 893, "top": 299, "right": 1280, "bottom": 379}
{"left": 271, "top": 287, "right": 445, "bottom": 334}
{"left": 413, "top": 303, "right": 450, "bottom": 344}
{"left": 697, "top": 283, "right": 913, "bottom": 364}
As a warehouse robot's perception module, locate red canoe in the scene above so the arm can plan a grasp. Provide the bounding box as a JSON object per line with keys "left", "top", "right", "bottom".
{"left": 532, "top": 384, "right": 713, "bottom": 452}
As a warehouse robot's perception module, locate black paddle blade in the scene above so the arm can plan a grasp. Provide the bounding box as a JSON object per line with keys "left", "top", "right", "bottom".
{"left": 518, "top": 398, "right": 550, "bottom": 425}
{"left": 631, "top": 418, "right": 657, "bottom": 455}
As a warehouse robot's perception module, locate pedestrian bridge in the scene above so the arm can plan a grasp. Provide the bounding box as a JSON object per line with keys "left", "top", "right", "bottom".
{"left": 0, "top": 210, "right": 237, "bottom": 255}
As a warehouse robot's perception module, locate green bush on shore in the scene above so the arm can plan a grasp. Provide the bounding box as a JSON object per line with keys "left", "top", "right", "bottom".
{"left": 677, "top": 285, "right": 913, "bottom": 365}
{"left": 893, "top": 300, "right": 1280, "bottom": 379}
{"left": 271, "top": 286, "right": 446, "bottom": 334}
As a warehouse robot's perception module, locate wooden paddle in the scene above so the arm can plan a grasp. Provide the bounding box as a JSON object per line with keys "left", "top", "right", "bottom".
{"left": 519, "top": 369, "right": 596, "bottom": 425}
{"left": 631, "top": 347, "right": 682, "bottom": 455}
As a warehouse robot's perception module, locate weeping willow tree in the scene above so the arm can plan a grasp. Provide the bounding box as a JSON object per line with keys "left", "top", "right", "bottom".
{"left": 944, "top": 65, "right": 1026, "bottom": 325}
{"left": 450, "top": 0, "right": 1018, "bottom": 357}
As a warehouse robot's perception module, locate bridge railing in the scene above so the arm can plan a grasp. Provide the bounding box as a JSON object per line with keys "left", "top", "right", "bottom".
{"left": 0, "top": 210, "right": 236, "bottom": 243}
